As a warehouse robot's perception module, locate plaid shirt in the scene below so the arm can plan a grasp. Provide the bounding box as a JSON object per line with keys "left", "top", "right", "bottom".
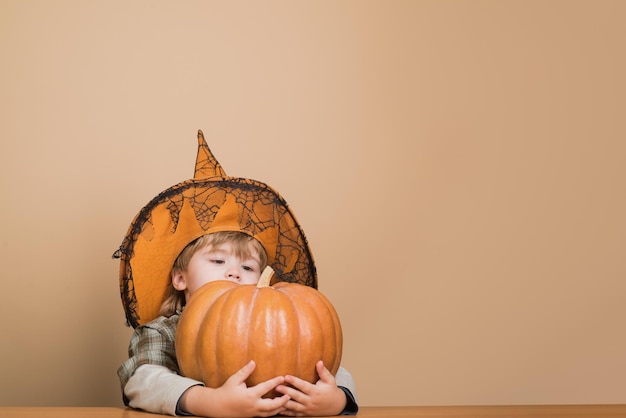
{"left": 118, "top": 313, "right": 182, "bottom": 393}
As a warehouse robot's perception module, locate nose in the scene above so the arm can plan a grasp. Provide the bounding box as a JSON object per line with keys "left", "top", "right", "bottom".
{"left": 225, "top": 265, "right": 241, "bottom": 281}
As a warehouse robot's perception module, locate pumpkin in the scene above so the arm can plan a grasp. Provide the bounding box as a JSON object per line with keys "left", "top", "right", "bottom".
{"left": 175, "top": 266, "right": 343, "bottom": 395}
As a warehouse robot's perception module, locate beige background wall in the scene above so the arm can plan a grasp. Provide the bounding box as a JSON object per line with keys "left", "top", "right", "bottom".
{"left": 1, "top": 0, "right": 625, "bottom": 407}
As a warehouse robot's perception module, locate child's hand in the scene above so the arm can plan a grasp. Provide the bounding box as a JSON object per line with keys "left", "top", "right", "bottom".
{"left": 275, "top": 360, "right": 347, "bottom": 417}
{"left": 179, "top": 360, "right": 289, "bottom": 417}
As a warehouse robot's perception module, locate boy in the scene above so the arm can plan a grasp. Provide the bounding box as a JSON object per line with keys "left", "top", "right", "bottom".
{"left": 114, "top": 131, "right": 358, "bottom": 416}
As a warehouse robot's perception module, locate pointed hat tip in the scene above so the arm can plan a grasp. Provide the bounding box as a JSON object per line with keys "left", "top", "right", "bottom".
{"left": 194, "top": 129, "right": 226, "bottom": 179}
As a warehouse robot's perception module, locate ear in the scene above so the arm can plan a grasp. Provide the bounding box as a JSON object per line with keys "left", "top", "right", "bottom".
{"left": 171, "top": 269, "right": 188, "bottom": 291}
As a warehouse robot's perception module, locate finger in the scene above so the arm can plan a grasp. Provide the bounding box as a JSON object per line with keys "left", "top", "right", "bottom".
{"left": 284, "top": 398, "right": 307, "bottom": 411}
{"left": 316, "top": 360, "right": 335, "bottom": 383}
{"left": 284, "top": 374, "right": 314, "bottom": 393}
{"left": 226, "top": 360, "right": 255, "bottom": 385}
{"left": 278, "top": 409, "right": 302, "bottom": 417}
{"left": 258, "top": 393, "right": 290, "bottom": 412}
{"left": 251, "top": 375, "right": 286, "bottom": 396}
{"left": 256, "top": 395, "right": 290, "bottom": 417}
{"left": 279, "top": 399, "right": 307, "bottom": 417}
{"left": 268, "top": 407, "right": 290, "bottom": 417}
{"left": 260, "top": 406, "right": 290, "bottom": 418}
{"left": 275, "top": 384, "right": 305, "bottom": 403}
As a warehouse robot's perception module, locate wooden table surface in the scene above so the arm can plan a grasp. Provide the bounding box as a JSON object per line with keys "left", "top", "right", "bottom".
{"left": 2, "top": 405, "right": 626, "bottom": 417}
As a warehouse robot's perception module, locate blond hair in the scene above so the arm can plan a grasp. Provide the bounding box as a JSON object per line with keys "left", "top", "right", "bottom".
{"left": 159, "top": 231, "right": 268, "bottom": 317}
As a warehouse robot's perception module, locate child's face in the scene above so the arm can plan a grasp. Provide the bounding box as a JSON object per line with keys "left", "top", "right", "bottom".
{"left": 171, "top": 241, "right": 262, "bottom": 299}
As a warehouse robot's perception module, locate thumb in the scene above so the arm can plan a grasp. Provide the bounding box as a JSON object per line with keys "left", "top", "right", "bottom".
{"left": 228, "top": 360, "right": 256, "bottom": 385}
{"left": 316, "top": 360, "right": 334, "bottom": 383}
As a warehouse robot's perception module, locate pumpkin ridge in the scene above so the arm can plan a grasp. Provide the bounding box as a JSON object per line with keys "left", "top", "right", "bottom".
{"left": 311, "top": 294, "right": 326, "bottom": 375}
{"left": 197, "top": 289, "right": 228, "bottom": 386}
{"left": 292, "top": 285, "right": 343, "bottom": 376}
{"left": 177, "top": 280, "right": 237, "bottom": 381}
{"left": 244, "top": 286, "right": 258, "bottom": 380}
{"left": 289, "top": 285, "right": 322, "bottom": 382}
{"left": 277, "top": 288, "right": 299, "bottom": 382}
{"left": 280, "top": 286, "right": 301, "bottom": 379}
{"left": 247, "top": 285, "right": 272, "bottom": 384}
{"left": 219, "top": 286, "right": 253, "bottom": 384}
{"left": 306, "top": 287, "right": 343, "bottom": 376}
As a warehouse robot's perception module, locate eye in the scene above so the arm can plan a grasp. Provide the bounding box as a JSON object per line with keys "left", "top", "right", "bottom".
{"left": 242, "top": 265, "right": 254, "bottom": 272}
{"left": 210, "top": 258, "right": 225, "bottom": 264}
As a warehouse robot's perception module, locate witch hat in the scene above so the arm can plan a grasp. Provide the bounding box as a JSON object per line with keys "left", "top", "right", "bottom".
{"left": 114, "top": 130, "right": 316, "bottom": 328}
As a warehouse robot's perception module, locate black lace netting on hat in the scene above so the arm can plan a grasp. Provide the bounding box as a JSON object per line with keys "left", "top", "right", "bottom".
{"left": 113, "top": 176, "right": 317, "bottom": 328}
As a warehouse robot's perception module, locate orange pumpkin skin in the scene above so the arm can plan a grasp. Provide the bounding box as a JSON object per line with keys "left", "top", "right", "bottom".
{"left": 175, "top": 277, "right": 343, "bottom": 394}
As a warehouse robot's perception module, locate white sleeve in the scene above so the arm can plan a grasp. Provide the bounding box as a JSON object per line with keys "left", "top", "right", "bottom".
{"left": 124, "top": 364, "right": 203, "bottom": 416}
{"left": 335, "top": 366, "right": 358, "bottom": 400}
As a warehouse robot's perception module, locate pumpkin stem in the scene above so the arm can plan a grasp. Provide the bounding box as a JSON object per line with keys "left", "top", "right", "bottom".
{"left": 257, "top": 266, "right": 274, "bottom": 288}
